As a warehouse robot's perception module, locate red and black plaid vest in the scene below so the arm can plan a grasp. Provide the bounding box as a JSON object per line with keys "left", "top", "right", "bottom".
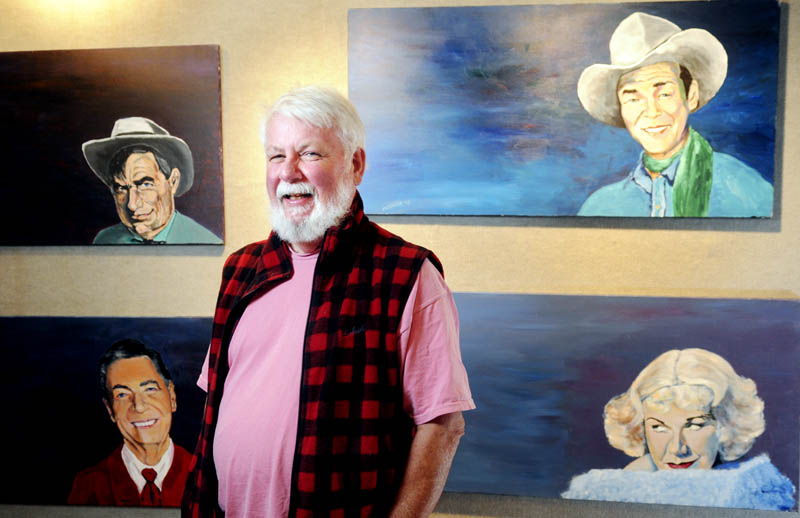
{"left": 182, "top": 194, "right": 442, "bottom": 517}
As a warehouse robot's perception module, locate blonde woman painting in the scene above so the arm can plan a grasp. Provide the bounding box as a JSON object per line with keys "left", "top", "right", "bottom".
{"left": 562, "top": 348, "right": 794, "bottom": 510}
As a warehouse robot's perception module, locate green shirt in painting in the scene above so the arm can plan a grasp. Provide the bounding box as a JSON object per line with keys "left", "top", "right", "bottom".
{"left": 93, "top": 211, "right": 222, "bottom": 244}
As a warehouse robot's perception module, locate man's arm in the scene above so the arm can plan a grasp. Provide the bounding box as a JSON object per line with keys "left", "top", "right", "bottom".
{"left": 389, "top": 411, "right": 465, "bottom": 518}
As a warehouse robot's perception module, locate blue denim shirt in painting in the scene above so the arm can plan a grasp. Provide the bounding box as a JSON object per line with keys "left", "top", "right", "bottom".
{"left": 578, "top": 150, "right": 773, "bottom": 218}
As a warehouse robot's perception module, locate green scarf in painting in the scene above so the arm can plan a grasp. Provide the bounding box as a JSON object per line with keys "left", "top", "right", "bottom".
{"left": 643, "top": 149, "right": 681, "bottom": 174}
{"left": 661, "top": 127, "right": 714, "bottom": 217}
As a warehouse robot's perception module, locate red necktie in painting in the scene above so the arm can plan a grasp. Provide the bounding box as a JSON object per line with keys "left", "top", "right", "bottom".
{"left": 140, "top": 468, "right": 161, "bottom": 506}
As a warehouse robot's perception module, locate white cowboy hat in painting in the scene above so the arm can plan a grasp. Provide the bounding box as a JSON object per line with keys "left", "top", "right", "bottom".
{"left": 577, "top": 12, "right": 728, "bottom": 127}
{"left": 82, "top": 117, "right": 194, "bottom": 196}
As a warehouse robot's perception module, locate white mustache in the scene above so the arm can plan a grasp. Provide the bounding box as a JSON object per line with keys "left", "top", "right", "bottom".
{"left": 276, "top": 182, "right": 315, "bottom": 198}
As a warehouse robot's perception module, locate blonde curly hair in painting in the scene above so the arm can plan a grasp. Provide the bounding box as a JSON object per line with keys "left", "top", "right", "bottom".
{"left": 604, "top": 348, "right": 765, "bottom": 462}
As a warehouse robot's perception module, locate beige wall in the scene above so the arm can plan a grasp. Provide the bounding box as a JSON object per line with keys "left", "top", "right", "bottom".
{"left": 0, "top": 0, "right": 796, "bottom": 517}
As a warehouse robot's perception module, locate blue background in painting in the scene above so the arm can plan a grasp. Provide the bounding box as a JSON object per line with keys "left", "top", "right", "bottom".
{"left": 449, "top": 294, "right": 799, "bottom": 510}
{"left": 0, "top": 317, "right": 210, "bottom": 505}
{"left": 349, "top": 1, "right": 778, "bottom": 215}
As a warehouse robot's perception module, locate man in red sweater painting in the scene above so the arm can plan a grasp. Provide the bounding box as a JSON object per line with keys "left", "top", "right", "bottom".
{"left": 69, "top": 339, "right": 191, "bottom": 507}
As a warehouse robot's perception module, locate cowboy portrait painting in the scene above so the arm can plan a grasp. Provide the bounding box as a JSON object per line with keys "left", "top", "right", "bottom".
{"left": 0, "top": 45, "right": 224, "bottom": 245}
{"left": 83, "top": 117, "right": 222, "bottom": 244}
{"left": 348, "top": 1, "right": 777, "bottom": 217}
{"left": 576, "top": 12, "right": 773, "bottom": 218}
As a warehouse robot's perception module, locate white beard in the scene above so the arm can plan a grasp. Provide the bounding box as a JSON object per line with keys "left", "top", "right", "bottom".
{"left": 270, "top": 174, "right": 356, "bottom": 248}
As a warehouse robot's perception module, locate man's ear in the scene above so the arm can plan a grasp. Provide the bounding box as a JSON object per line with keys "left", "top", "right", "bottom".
{"left": 351, "top": 148, "right": 366, "bottom": 186}
{"left": 687, "top": 79, "right": 700, "bottom": 111}
{"left": 168, "top": 381, "right": 177, "bottom": 412}
{"left": 104, "top": 400, "right": 116, "bottom": 423}
{"left": 168, "top": 168, "right": 181, "bottom": 194}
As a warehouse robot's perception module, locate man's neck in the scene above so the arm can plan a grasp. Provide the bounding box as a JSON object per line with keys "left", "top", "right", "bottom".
{"left": 132, "top": 211, "right": 176, "bottom": 241}
{"left": 125, "top": 438, "right": 170, "bottom": 466}
{"left": 289, "top": 238, "right": 323, "bottom": 254}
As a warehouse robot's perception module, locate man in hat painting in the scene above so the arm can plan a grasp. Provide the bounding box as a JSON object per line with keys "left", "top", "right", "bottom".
{"left": 83, "top": 117, "right": 223, "bottom": 243}
{"left": 576, "top": 12, "right": 773, "bottom": 217}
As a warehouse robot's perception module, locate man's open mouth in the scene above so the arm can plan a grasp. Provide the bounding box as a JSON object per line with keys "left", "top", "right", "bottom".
{"left": 132, "top": 419, "right": 157, "bottom": 428}
{"left": 283, "top": 193, "right": 313, "bottom": 201}
{"left": 643, "top": 125, "right": 669, "bottom": 135}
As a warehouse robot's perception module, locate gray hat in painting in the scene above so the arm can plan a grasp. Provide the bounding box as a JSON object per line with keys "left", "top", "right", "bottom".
{"left": 82, "top": 117, "right": 194, "bottom": 196}
{"left": 577, "top": 12, "right": 728, "bottom": 127}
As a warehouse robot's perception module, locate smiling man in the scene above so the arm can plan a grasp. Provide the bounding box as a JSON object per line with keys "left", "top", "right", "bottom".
{"left": 576, "top": 12, "right": 773, "bottom": 217}
{"left": 82, "top": 117, "right": 223, "bottom": 244}
{"left": 183, "top": 86, "right": 474, "bottom": 518}
{"left": 68, "top": 339, "right": 192, "bottom": 507}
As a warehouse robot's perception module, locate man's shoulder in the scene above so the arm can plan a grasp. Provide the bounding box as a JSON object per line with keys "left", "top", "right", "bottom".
{"left": 67, "top": 446, "right": 126, "bottom": 504}
{"left": 73, "top": 448, "right": 119, "bottom": 477}
{"left": 93, "top": 223, "right": 132, "bottom": 244}
{"left": 712, "top": 152, "right": 771, "bottom": 186}
{"left": 364, "top": 220, "right": 442, "bottom": 272}
{"left": 367, "top": 220, "right": 422, "bottom": 248}
{"left": 709, "top": 152, "right": 774, "bottom": 217}
{"left": 168, "top": 212, "right": 223, "bottom": 244}
{"left": 173, "top": 443, "right": 194, "bottom": 465}
{"left": 578, "top": 174, "right": 648, "bottom": 216}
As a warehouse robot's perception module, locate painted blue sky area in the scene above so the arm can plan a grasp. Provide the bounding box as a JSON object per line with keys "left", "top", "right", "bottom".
{"left": 348, "top": 1, "right": 779, "bottom": 215}
{"left": 448, "top": 294, "right": 799, "bottom": 509}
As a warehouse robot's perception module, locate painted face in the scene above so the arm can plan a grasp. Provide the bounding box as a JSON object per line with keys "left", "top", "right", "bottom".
{"left": 105, "top": 356, "right": 176, "bottom": 454}
{"left": 617, "top": 62, "right": 699, "bottom": 160}
{"left": 112, "top": 152, "right": 180, "bottom": 240}
{"left": 265, "top": 113, "right": 364, "bottom": 252}
{"left": 643, "top": 399, "right": 719, "bottom": 470}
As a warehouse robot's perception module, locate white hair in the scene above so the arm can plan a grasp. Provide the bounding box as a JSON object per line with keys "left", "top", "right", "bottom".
{"left": 262, "top": 85, "right": 366, "bottom": 159}
{"left": 604, "top": 348, "right": 765, "bottom": 462}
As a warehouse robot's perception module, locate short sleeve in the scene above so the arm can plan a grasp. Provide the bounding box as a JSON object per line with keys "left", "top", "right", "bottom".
{"left": 398, "top": 258, "right": 475, "bottom": 424}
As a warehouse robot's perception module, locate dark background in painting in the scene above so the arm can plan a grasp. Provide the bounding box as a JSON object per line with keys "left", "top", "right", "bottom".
{"left": 350, "top": 0, "right": 779, "bottom": 215}
{"left": 0, "top": 45, "right": 224, "bottom": 245}
{"left": 449, "top": 294, "right": 799, "bottom": 510}
{"left": 0, "top": 317, "right": 210, "bottom": 505}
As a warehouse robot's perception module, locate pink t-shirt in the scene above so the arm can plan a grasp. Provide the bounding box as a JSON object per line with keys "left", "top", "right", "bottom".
{"left": 198, "top": 253, "right": 473, "bottom": 517}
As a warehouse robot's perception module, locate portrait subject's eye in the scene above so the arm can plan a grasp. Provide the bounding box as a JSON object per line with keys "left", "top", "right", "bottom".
{"left": 649, "top": 422, "right": 668, "bottom": 433}
{"left": 114, "top": 391, "right": 130, "bottom": 400}
{"left": 302, "top": 151, "right": 321, "bottom": 160}
{"left": 268, "top": 154, "right": 285, "bottom": 162}
{"left": 685, "top": 418, "right": 711, "bottom": 431}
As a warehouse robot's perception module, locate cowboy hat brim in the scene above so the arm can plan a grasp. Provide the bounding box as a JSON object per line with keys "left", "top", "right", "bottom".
{"left": 82, "top": 133, "right": 194, "bottom": 197}
{"left": 577, "top": 28, "right": 728, "bottom": 127}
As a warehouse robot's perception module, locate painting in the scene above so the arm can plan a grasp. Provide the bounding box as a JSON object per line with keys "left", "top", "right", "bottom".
{"left": 447, "top": 294, "right": 798, "bottom": 511}
{"left": 348, "top": 1, "right": 778, "bottom": 217}
{"left": 0, "top": 317, "right": 209, "bottom": 505}
{"left": 0, "top": 45, "right": 224, "bottom": 245}
{"left": 2, "top": 296, "right": 796, "bottom": 511}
